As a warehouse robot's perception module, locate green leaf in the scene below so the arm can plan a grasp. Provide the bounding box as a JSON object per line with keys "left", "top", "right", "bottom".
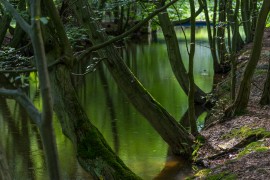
{"left": 40, "top": 17, "right": 49, "bottom": 25}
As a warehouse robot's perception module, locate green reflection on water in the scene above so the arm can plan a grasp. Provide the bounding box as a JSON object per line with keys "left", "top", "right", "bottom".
{"left": 0, "top": 27, "right": 213, "bottom": 179}
{"left": 79, "top": 27, "right": 213, "bottom": 179}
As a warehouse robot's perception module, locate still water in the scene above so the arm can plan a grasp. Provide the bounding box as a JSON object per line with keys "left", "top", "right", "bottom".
{"left": 0, "top": 27, "right": 213, "bottom": 179}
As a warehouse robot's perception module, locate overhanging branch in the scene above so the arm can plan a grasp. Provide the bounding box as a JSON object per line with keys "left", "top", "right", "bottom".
{"left": 0, "top": 88, "right": 41, "bottom": 126}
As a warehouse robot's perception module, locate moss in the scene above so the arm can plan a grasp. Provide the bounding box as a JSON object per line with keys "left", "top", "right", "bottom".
{"left": 222, "top": 126, "right": 270, "bottom": 140}
{"left": 206, "top": 171, "right": 237, "bottom": 180}
{"left": 194, "top": 169, "right": 212, "bottom": 178}
{"left": 237, "top": 141, "right": 269, "bottom": 158}
{"left": 189, "top": 170, "right": 237, "bottom": 180}
{"left": 77, "top": 126, "right": 141, "bottom": 179}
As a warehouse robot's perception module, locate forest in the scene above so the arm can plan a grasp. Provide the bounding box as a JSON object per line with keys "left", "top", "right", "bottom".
{"left": 0, "top": 0, "right": 270, "bottom": 179}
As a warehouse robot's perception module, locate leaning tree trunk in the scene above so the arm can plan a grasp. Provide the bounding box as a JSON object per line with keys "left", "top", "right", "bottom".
{"left": 157, "top": 3, "right": 207, "bottom": 105}
{"left": 42, "top": 0, "right": 141, "bottom": 179}
{"left": 225, "top": 0, "right": 270, "bottom": 117}
{"left": 72, "top": 0, "right": 194, "bottom": 156}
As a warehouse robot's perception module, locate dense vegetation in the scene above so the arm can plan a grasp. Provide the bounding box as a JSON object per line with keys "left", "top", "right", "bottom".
{"left": 0, "top": 0, "right": 270, "bottom": 179}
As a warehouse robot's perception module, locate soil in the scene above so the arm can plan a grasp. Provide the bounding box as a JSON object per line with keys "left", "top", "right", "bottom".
{"left": 193, "top": 29, "right": 270, "bottom": 179}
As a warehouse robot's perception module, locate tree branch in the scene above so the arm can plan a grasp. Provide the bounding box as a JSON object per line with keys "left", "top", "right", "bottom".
{"left": 0, "top": 0, "right": 31, "bottom": 34}
{"left": 0, "top": 88, "right": 41, "bottom": 126}
{"left": 77, "top": 0, "right": 179, "bottom": 60}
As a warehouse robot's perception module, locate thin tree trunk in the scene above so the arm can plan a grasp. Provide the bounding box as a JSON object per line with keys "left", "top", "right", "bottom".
{"left": 200, "top": 0, "right": 220, "bottom": 73}
{"left": 231, "top": 0, "right": 240, "bottom": 101}
{"left": 260, "top": 58, "right": 270, "bottom": 105}
{"left": 29, "top": 0, "right": 60, "bottom": 178}
{"left": 157, "top": 4, "right": 207, "bottom": 104}
{"left": 217, "top": 0, "right": 227, "bottom": 64}
{"left": 188, "top": 0, "right": 198, "bottom": 136}
{"left": 241, "top": 0, "right": 252, "bottom": 42}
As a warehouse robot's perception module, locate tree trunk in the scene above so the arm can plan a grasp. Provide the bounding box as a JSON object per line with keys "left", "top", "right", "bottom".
{"left": 200, "top": 0, "right": 220, "bottom": 73}
{"left": 188, "top": 0, "right": 198, "bottom": 136}
{"left": 260, "top": 58, "right": 270, "bottom": 105}
{"left": 241, "top": 0, "right": 253, "bottom": 43}
{"left": 217, "top": 0, "right": 227, "bottom": 64}
{"left": 41, "top": 0, "right": 141, "bottom": 178}
{"left": 225, "top": 0, "right": 270, "bottom": 117}
{"left": 230, "top": 0, "right": 240, "bottom": 101}
{"left": 0, "top": 14, "right": 11, "bottom": 45}
{"left": 157, "top": 4, "right": 207, "bottom": 105}
{"left": 72, "top": 0, "right": 194, "bottom": 156}
{"left": 29, "top": 0, "right": 61, "bottom": 178}
{"left": 226, "top": 0, "right": 245, "bottom": 50}
{"left": 0, "top": 145, "right": 11, "bottom": 180}
{"left": 251, "top": 0, "right": 258, "bottom": 34}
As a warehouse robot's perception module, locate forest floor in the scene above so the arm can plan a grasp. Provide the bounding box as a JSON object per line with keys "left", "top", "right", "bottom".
{"left": 193, "top": 29, "right": 270, "bottom": 179}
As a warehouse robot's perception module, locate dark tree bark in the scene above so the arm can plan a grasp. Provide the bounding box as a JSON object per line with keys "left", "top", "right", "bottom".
{"left": 228, "top": 0, "right": 240, "bottom": 101}
{"left": 241, "top": 0, "right": 253, "bottom": 42}
{"left": 188, "top": 0, "right": 198, "bottom": 136}
{"left": 217, "top": 0, "right": 228, "bottom": 64}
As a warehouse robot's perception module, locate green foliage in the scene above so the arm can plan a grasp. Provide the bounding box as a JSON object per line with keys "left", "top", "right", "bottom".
{"left": 237, "top": 141, "right": 269, "bottom": 158}
{"left": 192, "top": 135, "right": 205, "bottom": 160}
{"left": 65, "top": 25, "right": 88, "bottom": 50}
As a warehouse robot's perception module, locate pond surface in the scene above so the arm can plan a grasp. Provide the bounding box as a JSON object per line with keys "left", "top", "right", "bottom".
{"left": 0, "top": 27, "right": 213, "bottom": 179}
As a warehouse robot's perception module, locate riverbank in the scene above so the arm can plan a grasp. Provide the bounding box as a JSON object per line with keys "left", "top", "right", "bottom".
{"left": 192, "top": 29, "right": 270, "bottom": 179}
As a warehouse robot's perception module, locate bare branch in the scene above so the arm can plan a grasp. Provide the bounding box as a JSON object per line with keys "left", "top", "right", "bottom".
{"left": 0, "top": 88, "right": 41, "bottom": 126}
